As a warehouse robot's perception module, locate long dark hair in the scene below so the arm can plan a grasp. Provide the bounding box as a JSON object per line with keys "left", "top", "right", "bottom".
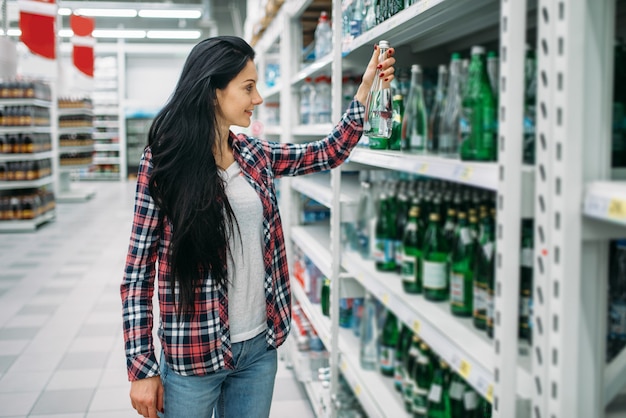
{"left": 147, "top": 36, "right": 255, "bottom": 317}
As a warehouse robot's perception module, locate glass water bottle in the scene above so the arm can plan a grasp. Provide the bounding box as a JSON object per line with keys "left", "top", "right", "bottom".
{"left": 365, "top": 40, "right": 394, "bottom": 147}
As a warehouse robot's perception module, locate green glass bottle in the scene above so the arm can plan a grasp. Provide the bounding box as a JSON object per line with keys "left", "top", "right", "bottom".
{"left": 443, "top": 207, "right": 457, "bottom": 248}
{"left": 473, "top": 212, "right": 494, "bottom": 330}
{"left": 459, "top": 46, "right": 497, "bottom": 162}
{"left": 486, "top": 209, "right": 497, "bottom": 338}
{"left": 395, "top": 324, "right": 413, "bottom": 392}
{"left": 412, "top": 343, "right": 433, "bottom": 418}
{"left": 523, "top": 46, "right": 537, "bottom": 165}
{"left": 450, "top": 212, "right": 475, "bottom": 317}
{"left": 390, "top": 94, "right": 405, "bottom": 150}
{"left": 395, "top": 185, "right": 411, "bottom": 272}
{"left": 403, "top": 335, "right": 421, "bottom": 412}
{"left": 448, "top": 371, "right": 467, "bottom": 418}
{"left": 402, "top": 205, "right": 423, "bottom": 294}
{"left": 427, "top": 360, "right": 451, "bottom": 418}
{"left": 422, "top": 213, "right": 450, "bottom": 301}
{"left": 380, "top": 310, "right": 399, "bottom": 377}
{"left": 519, "top": 219, "right": 534, "bottom": 343}
{"left": 321, "top": 277, "right": 331, "bottom": 317}
{"left": 374, "top": 192, "right": 397, "bottom": 271}
{"left": 401, "top": 64, "right": 428, "bottom": 152}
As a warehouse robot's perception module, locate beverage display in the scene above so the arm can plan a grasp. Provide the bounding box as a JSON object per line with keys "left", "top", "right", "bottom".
{"left": 402, "top": 205, "right": 424, "bottom": 293}
{"left": 473, "top": 212, "right": 495, "bottom": 331}
{"left": 428, "top": 64, "right": 448, "bottom": 153}
{"left": 523, "top": 46, "right": 537, "bottom": 165}
{"left": 314, "top": 11, "right": 332, "bottom": 60}
{"left": 427, "top": 360, "right": 451, "bottom": 417}
{"left": 422, "top": 212, "right": 450, "bottom": 301}
{"left": 373, "top": 191, "right": 397, "bottom": 271}
{"left": 379, "top": 310, "right": 399, "bottom": 376}
{"left": 450, "top": 212, "right": 475, "bottom": 317}
{"left": 439, "top": 53, "right": 463, "bottom": 157}
{"left": 390, "top": 94, "right": 405, "bottom": 150}
{"left": 360, "top": 293, "right": 379, "bottom": 370}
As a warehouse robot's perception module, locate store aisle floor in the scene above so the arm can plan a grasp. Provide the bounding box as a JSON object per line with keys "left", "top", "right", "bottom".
{"left": 0, "top": 181, "right": 315, "bottom": 418}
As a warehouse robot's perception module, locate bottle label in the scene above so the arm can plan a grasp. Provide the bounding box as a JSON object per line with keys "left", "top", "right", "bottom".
{"left": 473, "top": 283, "right": 486, "bottom": 318}
{"left": 460, "top": 228, "right": 472, "bottom": 246}
{"left": 403, "top": 377, "right": 416, "bottom": 404}
{"left": 422, "top": 260, "right": 448, "bottom": 290}
{"left": 483, "top": 242, "right": 494, "bottom": 261}
{"left": 410, "top": 133, "right": 424, "bottom": 149}
{"left": 464, "top": 390, "right": 479, "bottom": 410}
{"left": 520, "top": 295, "right": 532, "bottom": 317}
{"left": 449, "top": 381, "right": 465, "bottom": 400}
{"left": 373, "top": 238, "right": 394, "bottom": 263}
{"left": 428, "top": 384, "right": 442, "bottom": 403}
{"left": 450, "top": 271, "right": 465, "bottom": 306}
{"left": 394, "top": 363, "right": 405, "bottom": 388}
{"left": 379, "top": 346, "right": 395, "bottom": 373}
{"left": 395, "top": 240, "right": 404, "bottom": 265}
{"left": 486, "top": 289, "right": 494, "bottom": 324}
{"left": 401, "top": 252, "right": 416, "bottom": 283}
{"left": 521, "top": 248, "right": 533, "bottom": 267}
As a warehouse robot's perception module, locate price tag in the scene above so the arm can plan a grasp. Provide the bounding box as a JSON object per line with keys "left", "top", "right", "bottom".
{"left": 354, "top": 384, "right": 362, "bottom": 397}
{"left": 382, "top": 293, "right": 390, "bottom": 306}
{"left": 460, "top": 166, "right": 473, "bottom": 181}
{"left": 418, "top": 163, "right": 429, "bottom": 174}
{"left": 486, "top": 384, "right": 494, "bottom": 403}
{"left": 412, "top": 320, "right": 421, "bottom": 335}
{"left": 341, "top": 360, "right": 347, "bottom": 373}
{"left": 608, "top": 198, "right": 626, "bottom": 220}
{"left": 458, "top": 359, "right": 472, "bottom": 380}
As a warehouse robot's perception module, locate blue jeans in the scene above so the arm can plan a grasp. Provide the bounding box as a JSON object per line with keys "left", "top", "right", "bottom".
{"left": 159, "top": 331, "right": 278, "bottom": 418}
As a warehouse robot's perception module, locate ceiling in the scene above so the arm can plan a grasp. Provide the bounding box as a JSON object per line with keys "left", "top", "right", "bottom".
{"left": 2, "top": 0, "right": 248, "bottom": 43}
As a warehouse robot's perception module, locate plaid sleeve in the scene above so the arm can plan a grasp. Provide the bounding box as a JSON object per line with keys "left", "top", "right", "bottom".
{"left": 265, "top": 98, "right": 365, "bottom": 178}
{"left": 120, "top": 148, "right": 161, "bottom": 381}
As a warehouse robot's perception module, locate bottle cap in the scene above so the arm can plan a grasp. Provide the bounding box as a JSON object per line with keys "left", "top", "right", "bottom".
{"left": 438, "top": 64, "right": 448, "bottom": 73}
{"left": 471, "top": 46, "right": 486, "bottom": 55}
{"left": 411, "top": 64, "right": 421, "bottom": 73}
{"left": 378, "top": 40, "right": 390, "bottom": 49}
{"left": 429, "top": 213, "right": 440, "bottom": 221}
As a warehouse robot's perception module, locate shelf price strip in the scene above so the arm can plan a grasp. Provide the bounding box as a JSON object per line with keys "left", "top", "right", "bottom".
{"left": 607, "top": 198, "right": 626, "bottom": 221}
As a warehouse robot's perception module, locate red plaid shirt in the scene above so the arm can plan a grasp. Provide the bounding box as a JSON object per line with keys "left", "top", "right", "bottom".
{"left": 121, "top": 100, "right": 365, "bottom": 380}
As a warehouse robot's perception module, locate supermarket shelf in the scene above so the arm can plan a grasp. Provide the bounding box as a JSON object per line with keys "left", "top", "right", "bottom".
{"left": 93, "top": 121, "right": 119, "bottom": 128}
{"left": 292, "top": 278, "right": 332, "bottom": 350}
{"left": 59, "top": 144, "right": 95, "bottom": 153}
{"left": 0, "top": 126, "right": 51, "bottom": 134}
{"left": 58, "top": 108, "right": 93, "bottom": 117}
{"left": 92, "top": 132, "right": 119, "bottom": 140}
{"left": 58, "top": 127, "right": 94, "bottom": 135}
{"left": 94, "top": 143, "right": 120, "bottom": 151}
{"left": 583, "top": 181, "right": 626, "bottom": 228}
{"left": 0, "top": 175, "right": 53, "bottom": 190}
{"left": 59, "top": 163, "right": 93, "bottom": 171}
{"left": 93, "top": 157, "right": 120, "bottom": 165}
{"left": 57, "top": 188, "right": 96, "bottom": 203}
{"left": 77, "top": 172, "right": 121, "bottom": 181}
{"left": 0, "top": 151, "right": 53, "bottom": 162}
{"left": 291, "top": 223, "right": 332, "bottom": 280}
{"left": 291, "top": 173, "right": 360, "bottom": 212}
{"left": 255, "top": 6, "right": 285, "bottom": 52}
{"left": 0, "top": 98, "right": 52, "bottom": 107}
{"left": 292, "top": 124, "right": 334, "bottom": 137}
{"left": 262, "top": 84, "right": 281, "bottom": 101}
{"left": 341, "top": 250, "right": 533, "bottom": 402}
{"left": 0, "top": 210, "right": 55, "bottom": 232}
{"left": 338, "top": 327, "right": 410, "bottom": 418}
{"left": 342, "top": 0, "right": 498, "bottom": 56}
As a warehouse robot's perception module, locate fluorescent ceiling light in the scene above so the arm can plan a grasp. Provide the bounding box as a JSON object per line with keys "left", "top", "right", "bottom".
{"left": 75, "top": 8, "right": 138, "bottom": 17}
{"left": 0, "top": 29, "right": 21, "bottom": 36}
{"left": 146, "top": 30, "right": 202, "bottom": 40}
{"left": 58, "top": 8, "right": 72, "bottom": 16}
{"left": 139, "top": 9, "right": 202, "bottom": 19}
{"left": 93, "top": 29, "right": 146, "bottom": 39}
{"left": 58, "top": 29, "right": 73, "bottom": 38}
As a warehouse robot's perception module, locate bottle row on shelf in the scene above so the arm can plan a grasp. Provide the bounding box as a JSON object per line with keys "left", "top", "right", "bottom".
{"left": 0, "top": 133, "right": 51, "bottom": 154}
{"left": 0, "top": 79, "right": 51, "bottom": 101}
{"left": 59, "top": 115, "right": 94, "bottom": 128}
{"left": 59, "top": 134, "right": 93, "bottom": 148}
{"left": 59, "top": 152, "right": 93, "bottom": 166}
{"left": 0, "top": 106, "right": 51, "bottom": 127}
{"left": 612, "top": 40, "right": 626, "bottom": 167}
{"left": 58, "top": 97, "right": 93, "bottom": 109}
{"left": 0, "top": 189, "right": 55, "bottom": 221}
{"left": 0, "top": 159, "right": 52, "bottom": 181}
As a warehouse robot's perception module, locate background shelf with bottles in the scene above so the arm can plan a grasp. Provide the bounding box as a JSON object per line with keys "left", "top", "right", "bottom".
{"left": 125, "top": 114, "right": 155, "bottom": 179}
{"left": 87, "top": 55, "right": 123, "bottom": 181}
{"left": 0, "top": 80, "right": 56, "bottom": 231}
{"left": 56, "top": 97, "right": 96, "bottom": 202}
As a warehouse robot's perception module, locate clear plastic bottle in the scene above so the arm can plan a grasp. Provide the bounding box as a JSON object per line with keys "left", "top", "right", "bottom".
{"left": 401, "top": 64, "right": 428, "bottom": 152}
{"left": 299, "top": 77, "right": 314, "bottom": 125}
{"left": 359, "top": 292, "right": 379, "bottom": 370}
{"left": 365, "top": 40, "right": 393, "bottom": 146}
{"left": 314, "top": 75, "right": 332, "bottom": 124}
{"left": 439, "top": 53, "right": 463, "bottom": 157}
{"left": 314, "top": 11, "right": 333, "bottom": 60}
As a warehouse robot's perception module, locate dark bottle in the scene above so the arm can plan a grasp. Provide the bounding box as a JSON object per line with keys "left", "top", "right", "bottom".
{"left": 412, "top": 343, "right": 433, "bottom": 417}
{"left": 485, "top": 209, "right": 497, "bottom": 338}
{"left": 402, "top": 205, "right": 424, "bottom": 294}
{"left": 427, "top": 360, "right": 451, "bottom": 418}
{"left": 401, "top": 64, "right": 428, "bottom": 152}
{"left": 394, "top": 323, "right": 413, "bottom": 392}
{"left": 422, "top": 212, "right": 450, "bottom": 301}
{"left": 379, "top": 310, "right": 399, "bottom": 377}
{"left": 450, "top": 212, "right": 475, "bottom": 317}
{"left": 395, "top": 185, "right": 410, "bottom": 270}
{"left": 403, "top": 335, "right": 421, "bottom": 412}
{"left": 473, "top": 212, "right": 495, "bottom": 331}
{"left": 519, "top": 219, "right": 534, "bottom": 342}
{"left": 374, "top": 192, "right": 397, "bottom": 271}
{"left": 390, "top": 94, "right": 405, "bottom": 150}
{"left": 321, "top": 277, "right": 331, "bottom": 317}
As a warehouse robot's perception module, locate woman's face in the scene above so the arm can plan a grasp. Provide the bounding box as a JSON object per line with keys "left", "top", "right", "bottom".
{"left": 215, "top": 60, "right": 264, "bottom": 129}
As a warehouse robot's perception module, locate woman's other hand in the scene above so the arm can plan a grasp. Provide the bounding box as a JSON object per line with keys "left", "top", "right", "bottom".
{"left": 130, "top": 375, "right": 164, "bottom": 417}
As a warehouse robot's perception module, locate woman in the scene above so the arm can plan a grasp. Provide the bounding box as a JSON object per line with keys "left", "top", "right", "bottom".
{"left": 121, "top": 35, "right": 395, "bottom": 418}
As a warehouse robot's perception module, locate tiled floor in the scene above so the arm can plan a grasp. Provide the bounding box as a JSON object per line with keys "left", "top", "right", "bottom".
{"left": 0, "top": 181, "right": 315, "bottom": 418}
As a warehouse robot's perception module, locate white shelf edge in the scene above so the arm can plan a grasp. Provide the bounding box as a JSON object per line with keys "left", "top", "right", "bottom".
{"left": 291, "top": 56, "right": 333, "bottom": 86}
{"left": 0, "top": 176, "right": 54, "bottom": 190}
{"left": 0, "top": 210, "right": 55, "bottom": 232}
{"left": 59, "top": 163, "right": 93, "bottom": 171}
{"left": 59, "top": 145, "right": 95, "bottom": 153}
{"left": 0, "top": 151, "right": 53, "bottom": 162}
{"left": 93, "top": 157, "right": 121, "bottom": 164}
{"left": 291, "top": 224, "right": 332, "bottom": 280}
{"left": 58, "top": 108, "right": 93, "bottom": 117}
{"left": 94, "top": 143, "right": 120, "bottom": 151}
{"left": 0, "top": 126, "right": 52, "bottom": 134}
{"left": 58, "top": 127, "right": 94, "bottom": 135}
{"left": 0, "top": 98, "right": 52, "bottom": 107}
{"left": 291, "top": 173, "right": 360, "bottom": 209}
{"left": 583, "top": 181, "right": 626, "bottom": 227}
{"left": 292, "top": 279, "right": 332, "bottom": 350}
{"left": 262, "top": 84, "right": 281, "bottom": 101}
